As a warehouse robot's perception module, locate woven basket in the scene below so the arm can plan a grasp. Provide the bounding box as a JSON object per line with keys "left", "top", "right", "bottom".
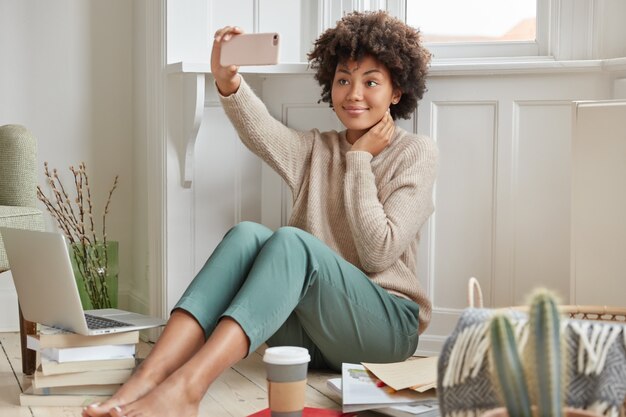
{"left": 467, "top": 277, "right": 626, "bottom": 322}
{"left": 467, "top": 277, "right": 626, "bottom": 415}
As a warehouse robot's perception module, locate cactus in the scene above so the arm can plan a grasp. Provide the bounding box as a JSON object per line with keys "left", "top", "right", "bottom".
{"left": 527, "top": 291, "right": 563, "bottom": 417}
{"left": 489, "top": 290, "right": 564, "bottom": 417}
{"left": 490, "top": 315, "right": 533, "bottom": 417}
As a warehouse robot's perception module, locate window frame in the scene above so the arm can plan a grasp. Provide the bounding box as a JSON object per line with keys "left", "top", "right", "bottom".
{"left": 403, "top": 0, "right": 552, "bottom": 60}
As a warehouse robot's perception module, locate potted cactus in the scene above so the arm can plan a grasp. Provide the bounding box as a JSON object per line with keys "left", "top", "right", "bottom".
{"left": 485, "top": 290, "right": 600, "bottom": 417}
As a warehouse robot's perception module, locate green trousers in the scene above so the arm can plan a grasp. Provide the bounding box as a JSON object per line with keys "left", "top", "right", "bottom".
{"left": 174, "top": 221, "right": 419, "bottom": 371}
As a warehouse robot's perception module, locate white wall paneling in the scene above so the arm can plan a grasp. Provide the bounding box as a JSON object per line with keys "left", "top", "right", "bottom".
{"left": 208, "top": 0, "right": 255, "bottom": 37}
{"left": 258, "top": 0, "right": 306, "bottom": 63}
{"left": 165, "top": 73, "right": 194, "bottom": 315}
{"left": 591, "top": 0, "right": 626, "bottom": 59}
{"left": 415, "top": 101, "right": 498, "bottom": 356}
{"left": 131, "top": 0, "right": 168, "bottom": 334}
{"left": 167, "top": 0, "right": 209, "bottom": 64}
{"left": 556, "top": 0, "right": 595, "bottom": 60}
{"left": 571, "top": 100, "right": 626, "bottom": 306}
{"left": 556, "top": 0, "right": 626, "bottom": 60}
{"left": 411, "top": 70, "right": 621, "bottom": 354}
{"left": 430, "top": 101, "right": 498, "bottom": 310}
{"left": 511, "top": 101, "right": 572, "bottom": 303}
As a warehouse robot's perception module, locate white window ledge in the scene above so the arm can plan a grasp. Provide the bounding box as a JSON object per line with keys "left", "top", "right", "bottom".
{"left": 167, "top": 57, "right": 626, "bottom": 77}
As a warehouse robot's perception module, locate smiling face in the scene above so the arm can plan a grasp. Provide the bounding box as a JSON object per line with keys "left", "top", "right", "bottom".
{"left": 331, "top": 55, "right": 401, "bottom": 143}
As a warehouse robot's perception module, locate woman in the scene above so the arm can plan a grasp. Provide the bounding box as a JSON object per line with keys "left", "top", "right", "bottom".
{"left": 84, "top": 10, "right": 437, "bottom": 417}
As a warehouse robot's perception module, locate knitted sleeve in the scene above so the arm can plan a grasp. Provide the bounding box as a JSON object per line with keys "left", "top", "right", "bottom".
{"left": 218, "top": 77, "right": 314, "bottom": 193}
{"left": 343, "top": 136, "right": 438, "bottom": 273}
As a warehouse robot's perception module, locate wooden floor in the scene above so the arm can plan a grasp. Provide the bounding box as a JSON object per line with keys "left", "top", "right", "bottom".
{"left": 0, "top": 332, "right": 344, "bottom": 417}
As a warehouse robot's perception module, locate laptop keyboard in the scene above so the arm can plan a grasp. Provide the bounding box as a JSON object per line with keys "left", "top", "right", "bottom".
{"left": 85, "top": 314, "right": 133, "bottom": 329}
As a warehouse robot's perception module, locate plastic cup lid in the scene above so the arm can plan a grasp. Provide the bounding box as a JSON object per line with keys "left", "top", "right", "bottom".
{"left": 263, "top": 346, "right": 311, "bottom": 365}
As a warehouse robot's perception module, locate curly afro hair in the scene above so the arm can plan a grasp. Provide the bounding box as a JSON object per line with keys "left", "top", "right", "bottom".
{"left": 307, "top": 11, "right": 431, "bottom": 120}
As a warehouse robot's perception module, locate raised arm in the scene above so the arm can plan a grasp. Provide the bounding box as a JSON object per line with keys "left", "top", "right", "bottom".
{"left": 211, "top": 27, "right": 314, "bottom": 192}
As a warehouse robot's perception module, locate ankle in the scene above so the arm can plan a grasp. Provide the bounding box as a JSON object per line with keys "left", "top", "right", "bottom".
{"left": 172, "top": 367, "right": 209, "bottom": 403}
{"left": 133, "top": 364, "right": 167, "bottom": 387}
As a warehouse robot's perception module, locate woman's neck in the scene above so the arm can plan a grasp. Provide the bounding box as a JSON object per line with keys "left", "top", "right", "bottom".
{"left": 346, "top": 129, "right": 367, "bottom": 144}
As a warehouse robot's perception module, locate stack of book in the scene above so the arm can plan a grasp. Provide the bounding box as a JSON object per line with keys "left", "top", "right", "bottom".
{"left": 21, "top": 325, "right": 139, "bottom": 407}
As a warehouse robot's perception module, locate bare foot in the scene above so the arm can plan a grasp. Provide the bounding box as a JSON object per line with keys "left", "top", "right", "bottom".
{"left": 108, "top": 371, "right": 203, "bottom": 417}
{"left": 82, "top": 369, "right": 160, "bottom": 417}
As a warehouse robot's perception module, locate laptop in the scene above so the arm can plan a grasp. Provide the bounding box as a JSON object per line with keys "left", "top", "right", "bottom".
{"left": 0, "top": 227, "right": 166, "bottom": 335}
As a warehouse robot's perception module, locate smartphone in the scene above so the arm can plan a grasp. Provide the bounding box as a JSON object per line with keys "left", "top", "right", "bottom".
{"left": 220, "top": 32, "right": 280, "bottom": 66}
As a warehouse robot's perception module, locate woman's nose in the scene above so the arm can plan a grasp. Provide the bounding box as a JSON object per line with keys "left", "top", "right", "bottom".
{"left": 347, "top": 83, "right": 363, "bottom": 100}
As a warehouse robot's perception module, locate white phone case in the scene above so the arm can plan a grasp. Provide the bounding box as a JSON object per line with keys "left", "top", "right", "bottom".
{"left": 220, "top": 33, "right": 280, "bottom": 66}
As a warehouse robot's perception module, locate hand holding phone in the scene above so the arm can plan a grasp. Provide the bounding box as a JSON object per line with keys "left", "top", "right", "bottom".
{"left": 211, "top": 26, "right": 244, "bottom": 96}
{"left": 211, "top": 27, "right": 281, "bottom": 96}
{"left": 220, "top": 32, "right": 280, "bottom": 66}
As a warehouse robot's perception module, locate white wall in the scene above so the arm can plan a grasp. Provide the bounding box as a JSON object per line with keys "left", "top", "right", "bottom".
{"left": 0, "top": 0, "right": 134, "bottom": 329}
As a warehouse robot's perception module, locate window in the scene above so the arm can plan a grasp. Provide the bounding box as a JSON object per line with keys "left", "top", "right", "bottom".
{"left": 406, "top": 0, "right": 546, "bottom": 59}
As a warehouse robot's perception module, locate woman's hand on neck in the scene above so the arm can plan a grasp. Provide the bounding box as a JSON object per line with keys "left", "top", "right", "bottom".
{"left": 348, "top": 110, "right": 395, "bottom": 157}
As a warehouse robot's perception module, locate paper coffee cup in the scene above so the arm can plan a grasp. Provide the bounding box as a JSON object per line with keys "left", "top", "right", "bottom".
{"left": 263, "top": 346, "right": 311, "bottom": 417}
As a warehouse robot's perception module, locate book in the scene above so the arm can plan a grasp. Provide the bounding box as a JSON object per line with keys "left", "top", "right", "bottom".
{"left": 247, "top": 407, "right": 357, "bottom": 416}
{"left": 31, "top": 384, "right": 121, "bottom": 396}
{"left": 31, "top": 324, "right": 139, "bottom": 348}
{"left": 20, "top": 386, "right": 110, "bottom": 407}
{"left": 41, "top": 343, "right": 135, "bottom": 363}
{"left": 33, "top": 367, "right": 132, "bottom": 389}
{"left": 327, "top": 378, "right": 439, "bottom": 417}
{"left": 40, "top": 356, "right": 136, "bottom": 375}
{"left": 339, "top": 364, "right": 438, "bottom": 413}
{"left": 373, "top": 404, "right": 440, "bottom": 417}
{"left": 27, "top": 336, "right": 136, "bottom": 363}
{"left": 361, "top": 357, "right": 438, "bottom": 392}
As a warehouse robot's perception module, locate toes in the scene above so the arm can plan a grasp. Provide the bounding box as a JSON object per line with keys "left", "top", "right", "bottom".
{"left": 110, "top": 405, "right": 126, "bottom": 417}
{"left": 82, "top": 403, "right": 102, "bottom": 417}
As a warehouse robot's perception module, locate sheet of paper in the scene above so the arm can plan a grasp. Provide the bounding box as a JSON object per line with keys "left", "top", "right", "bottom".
{"left": 341, "top": 363, "right": 430, "bottom": 413}
{"left": 361, "top": 356, "right": 438, "bottom": 391}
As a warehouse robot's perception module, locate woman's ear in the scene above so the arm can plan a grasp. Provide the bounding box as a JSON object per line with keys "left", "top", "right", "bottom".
{"left": 391, "top": 90, "right": 402, "bottom": 105}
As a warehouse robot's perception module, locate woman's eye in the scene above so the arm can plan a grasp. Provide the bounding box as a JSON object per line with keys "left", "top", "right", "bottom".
{"left": 367, "top": 80, "right": 378, "bottom": 87}
{"left": 337, "top": 79, "right": 349, "bottom": 86}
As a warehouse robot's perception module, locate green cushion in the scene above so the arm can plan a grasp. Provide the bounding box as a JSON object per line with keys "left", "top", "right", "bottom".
{"left": 0, "top": 124, "right": 38, "bottom": 208}
{"left": 0, "top": 206, "right": 45, "bottom": 271}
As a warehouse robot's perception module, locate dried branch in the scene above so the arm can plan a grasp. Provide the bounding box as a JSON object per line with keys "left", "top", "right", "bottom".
{"left": 37, "top": 162, "right": 119, "bottom": 309}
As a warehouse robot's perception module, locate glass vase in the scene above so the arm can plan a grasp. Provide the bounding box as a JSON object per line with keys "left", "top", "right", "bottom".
{"left": 69, "top": 241, "right": 119, "bottom": 310}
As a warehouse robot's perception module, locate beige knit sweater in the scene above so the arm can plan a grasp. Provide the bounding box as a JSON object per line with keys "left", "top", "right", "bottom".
{"left": 219, "top": 78, "right": 439, "bottom": 333}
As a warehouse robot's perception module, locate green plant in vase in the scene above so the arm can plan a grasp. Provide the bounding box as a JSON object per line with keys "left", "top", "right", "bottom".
{"left": 37, "top": 162, "right": 119, "bottom": 309}
{"left": 70, "top": 239, "right": 119, "bottom": 309}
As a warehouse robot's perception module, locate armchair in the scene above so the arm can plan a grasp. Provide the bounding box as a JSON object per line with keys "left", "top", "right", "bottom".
{"left": 0, "top": 124, "right": 45, "bottom": 375}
